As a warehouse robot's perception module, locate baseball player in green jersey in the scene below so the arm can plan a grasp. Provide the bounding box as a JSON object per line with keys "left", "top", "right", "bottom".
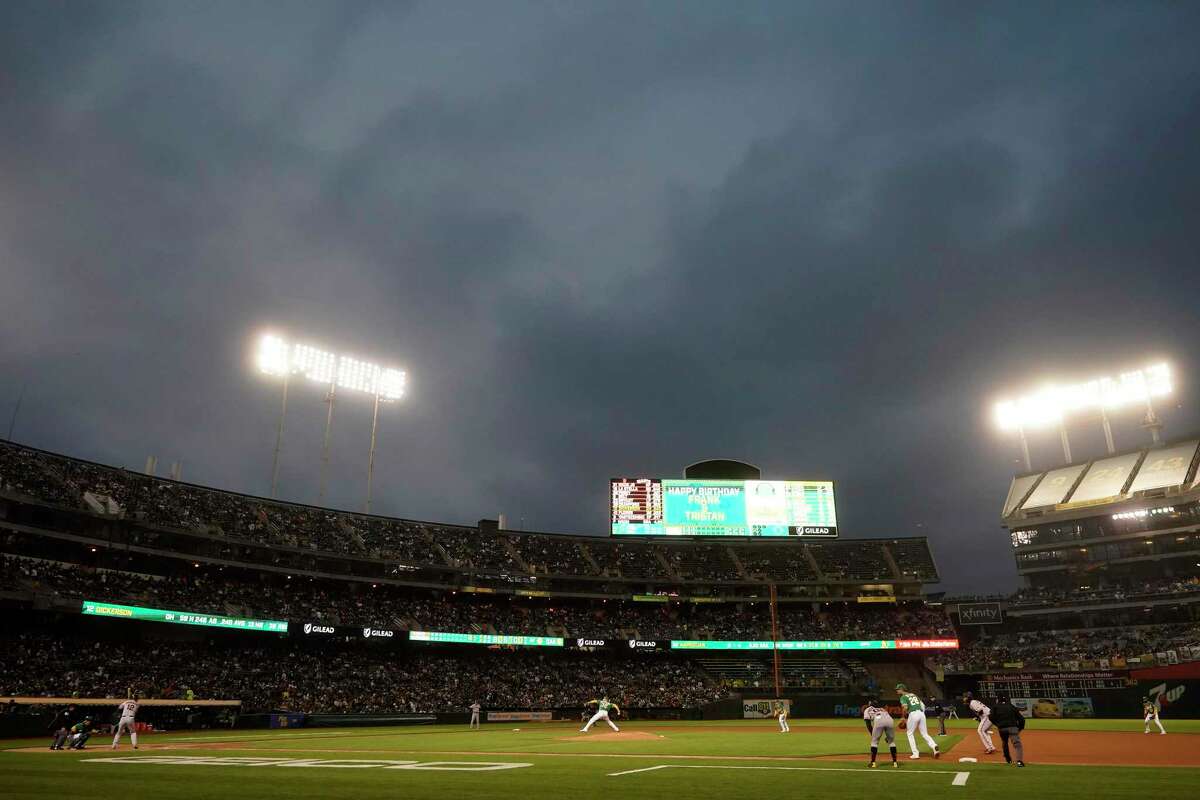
{"left": 1144, "top": 697, "right": 1166, "bottom": 734}
{"left": 774, "top": 701, "right": 790, "bottom": 733}
{"left": 580, "top": 697, "right": 620, "bottom": 732}
{"left": 68, "top": 717, "right": 95, "bottom": 750}
{"left": 896, "top": 684, "right": 939, "bottom": 759}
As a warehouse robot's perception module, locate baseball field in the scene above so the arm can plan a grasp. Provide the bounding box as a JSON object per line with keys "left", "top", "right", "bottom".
{"left": 3, "top": 717, "right": 1198, "bottom": 799}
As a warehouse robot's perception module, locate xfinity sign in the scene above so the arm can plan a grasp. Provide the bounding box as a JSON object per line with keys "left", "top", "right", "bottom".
{"left": 958, "top": 603, "right": 1004, "bottom": 626}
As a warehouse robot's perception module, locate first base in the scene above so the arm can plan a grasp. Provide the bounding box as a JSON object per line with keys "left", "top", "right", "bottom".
{"left": 958, "top": 757, "right": 977, "bottom": 763}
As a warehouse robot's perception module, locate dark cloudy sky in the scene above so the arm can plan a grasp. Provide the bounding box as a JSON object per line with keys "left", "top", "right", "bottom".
{"left": 3, "top": 1, "right": 1200, "bottom": 593}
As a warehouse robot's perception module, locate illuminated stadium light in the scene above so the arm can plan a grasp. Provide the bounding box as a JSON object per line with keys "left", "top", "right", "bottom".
{"left": 256, "top": 334, "right": 406, "bottom": 401}
{"left": 994, "top": 362, "right": 1172, "bottom": 469}
{"left": 252, "top": 332, "right": 407, "bottom": 510}
{"left": 994, "top": 362, "right": 1171, "bottom": 431}
{"left": 1112, "top": 505, "right": 1177, "bottom": 521}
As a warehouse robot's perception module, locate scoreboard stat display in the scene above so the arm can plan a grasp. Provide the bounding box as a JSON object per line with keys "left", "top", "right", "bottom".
{"left": 611, "top": 478, "right": 837, "bottom": 537}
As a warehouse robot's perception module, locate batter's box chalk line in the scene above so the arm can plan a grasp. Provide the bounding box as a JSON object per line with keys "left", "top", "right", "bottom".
{"left": 608, "top": 764, "right": 970, "bottom": 786}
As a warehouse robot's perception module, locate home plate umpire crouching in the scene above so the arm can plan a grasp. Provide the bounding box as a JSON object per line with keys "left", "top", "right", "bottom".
{"left": 989, "top": 694, "right": 1026, "bottom": 767}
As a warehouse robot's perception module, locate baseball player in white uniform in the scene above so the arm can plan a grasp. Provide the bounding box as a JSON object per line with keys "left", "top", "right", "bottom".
{"left": 863, "top": 699, "right": 899, "bottom": 768}
{"left": 965, "top": 692, "right": 996, "bottom": 753}
{"left": 896, "top": 684, "right": 940, "bottom": 759}
{"left": 580, "top": 697, "right": 620, "bottom": 732}
{"left": 775, "top": 701, "right": 790, "bottom": 733}
{"left": 468, "top": 701, "right": 481, "bottom": 730}
{"left": 111, "top": 696, "right": 140, "bottom": 750}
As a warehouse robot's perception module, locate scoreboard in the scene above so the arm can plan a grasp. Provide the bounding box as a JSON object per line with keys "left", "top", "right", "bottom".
{"left": 611, "top": 478, "right": 837, "bottom": 537}
{"left": 977, "top": 671, "right": 1131, "bottom": 699}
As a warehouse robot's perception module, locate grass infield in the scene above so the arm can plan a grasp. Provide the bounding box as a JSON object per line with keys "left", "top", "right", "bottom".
{"left": 3, "top": 718, "right": 1198, "bottom": 800}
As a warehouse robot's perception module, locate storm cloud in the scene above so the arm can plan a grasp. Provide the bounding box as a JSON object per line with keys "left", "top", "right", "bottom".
{"left": 3, "top": 1, "right": 1200, "bottom": 592}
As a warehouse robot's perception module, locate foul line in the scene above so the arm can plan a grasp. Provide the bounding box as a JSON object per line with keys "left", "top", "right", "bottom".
{"left": 608, "top": 764, "right": 970, "bottom": 786}
{"left": 167, "top": 732, "right": 356, "bottom": 743}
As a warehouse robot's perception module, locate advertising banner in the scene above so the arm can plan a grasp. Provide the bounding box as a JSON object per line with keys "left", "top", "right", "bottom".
{"left": 1010, "top": 697, "right": 1095, "bottom": 719}
{"left": 957, "top": 602, "right": 1004, "bottom": 625}
{"left": 623, "top": 639, "right": 668, "bottom": 651}
{"left": 570, "top": 637, "right": 609, "bottom": 650}
{"left": 287, "top": 622, "right": 400, "bottom": 640}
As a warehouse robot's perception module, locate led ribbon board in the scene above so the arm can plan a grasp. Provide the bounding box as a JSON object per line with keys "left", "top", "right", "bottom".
{"left": 82, "top": 601, "right": 287, "bottom": 633}
{"left": 670, "top": 639, "right": 958, "bottom": 650}
{"left": 408, "top": 631, "right": 564, "bottom": 647}
{"left": 611, "top": 478, "right": 837, "bottom": 537}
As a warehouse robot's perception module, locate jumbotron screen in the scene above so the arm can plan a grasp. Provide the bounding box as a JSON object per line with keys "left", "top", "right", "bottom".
{"left": 610, "top": 478, "right": 838, "bottom": 537}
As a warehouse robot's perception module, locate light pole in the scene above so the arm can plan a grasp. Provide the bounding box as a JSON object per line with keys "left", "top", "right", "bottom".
{"left": 1017, "top": 425, "right": 1032, "bottom": 472}
{"left": 318, "top": 382, "right": 336, "bottom": 504}
{"left": 1058, "top": 424, "right": 1072, "bottom": 464}
{"left": 270, "top": 372, "right": 289, "bottom": 498}
{"left": 366, "top": 391, "right": 381, "bottom": 513}
{"left": 1100, "top": 407, "right": 1116, "bottom": 455}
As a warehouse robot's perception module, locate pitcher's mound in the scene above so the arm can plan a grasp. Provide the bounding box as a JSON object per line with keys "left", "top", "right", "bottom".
{"left": 559, "top": 731, "right": 664, "bottom": 742}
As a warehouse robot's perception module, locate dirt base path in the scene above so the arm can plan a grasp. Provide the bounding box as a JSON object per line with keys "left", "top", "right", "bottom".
{"left": 822, "top": 729, "right": 1200, "bottom": 768}
{"left": 558, "top": 731, "right": 663, "bottom": 742}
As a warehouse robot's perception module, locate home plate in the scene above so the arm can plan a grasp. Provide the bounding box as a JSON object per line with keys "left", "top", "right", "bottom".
{"left": 958, "top": 757, "right": 977, "bottom": 763}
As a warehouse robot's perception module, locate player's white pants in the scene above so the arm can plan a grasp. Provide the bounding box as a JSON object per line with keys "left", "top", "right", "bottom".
{"left": 976, "top": 714, "right": 994, "bottom": 751}
{"left": 870, "top": 722, "right": 896, "bottom": 748}
{"left": 582, "top": 710, "right": 618, "bottom": 732}
{"left": 1145, "top": 712, "right": 1165, "bottom": 734}
{"left": 906, "top": 711, "right": 938, "bottom": 756}
{"left": 778, "top": 713, "right": 789, "bottom": 732}
{"left": 112, "top": 719, "right": 138, "bottom": 748}
{"left": 470, "top": 712, "right": 480, "bottom": 729}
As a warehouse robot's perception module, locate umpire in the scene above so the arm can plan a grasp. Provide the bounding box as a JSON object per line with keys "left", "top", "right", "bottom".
{"left": 990, "top": 694, "right": 1026, "bottom": 767}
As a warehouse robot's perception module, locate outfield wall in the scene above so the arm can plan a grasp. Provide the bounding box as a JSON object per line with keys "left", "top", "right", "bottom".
{"left": 947, "top": 664, "right": 1200, "bottom": 719}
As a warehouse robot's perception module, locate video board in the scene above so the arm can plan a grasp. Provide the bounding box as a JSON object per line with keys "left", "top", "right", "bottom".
{"left": 611, "top": 478, "right": 837, "bottom": 537}
{"left": 408, "top": 631, "right": 563, "bottom": 647}
{"left": 670, "top": 638, "right": 958, "bottom": 651}
{"left": 82, "top": 600, "right": 288, "bottom": 633}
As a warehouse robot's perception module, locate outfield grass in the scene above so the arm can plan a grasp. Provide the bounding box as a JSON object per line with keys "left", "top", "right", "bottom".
{"left": 2, "top": 719, "right": 1196, "bottom": 800}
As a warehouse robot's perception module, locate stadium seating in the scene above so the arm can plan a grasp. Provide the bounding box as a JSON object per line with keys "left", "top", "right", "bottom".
{"left": 0, "top": 552, "right": 952, "bottom": 641}
{"left": 0, "top": 440, "right": 940, "bottom": 591}
{"left": 0, "top": 631, "right": 722, "bottom": 713}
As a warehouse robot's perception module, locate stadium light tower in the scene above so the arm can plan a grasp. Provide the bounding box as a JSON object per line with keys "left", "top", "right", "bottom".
{"left": 254, "top": 333, "right": 407, "bottom": 509}
{"left": 993, "top": 362, "right": 1173, "bottom": 469}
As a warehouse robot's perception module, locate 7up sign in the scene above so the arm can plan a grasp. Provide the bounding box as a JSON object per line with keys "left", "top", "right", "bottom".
{"left": 1146, "top": 682, "right": 1186, "bottom": 711}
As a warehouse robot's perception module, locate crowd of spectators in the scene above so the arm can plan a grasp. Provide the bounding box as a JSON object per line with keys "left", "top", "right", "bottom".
{"left": 1010, "top": 578, "right": 1200, "bottom": 607}
{"left": 0, "top": 440, "right": 940, "bottom": 585}
{"left": 1, "top": 553, "right": 954, "bottom": 640}
{"left": 939, "top": 622, "right": 1200, "bottom": 672}
{"left": 0, "top": 632, "right": 721, "bottom": 713}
